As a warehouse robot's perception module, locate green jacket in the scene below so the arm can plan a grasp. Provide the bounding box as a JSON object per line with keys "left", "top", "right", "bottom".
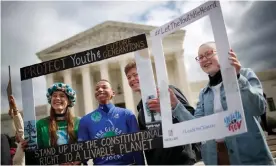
{"left": 36, "top": 116, "right": 80, "bottom": 148}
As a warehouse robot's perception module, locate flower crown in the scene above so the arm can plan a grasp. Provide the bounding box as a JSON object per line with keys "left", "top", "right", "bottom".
{"left": 46, "top": 82, "right": 76, "bottom": 107}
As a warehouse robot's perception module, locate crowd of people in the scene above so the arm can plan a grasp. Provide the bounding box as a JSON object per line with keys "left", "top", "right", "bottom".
{"left": 1, "top": 42, "right": 275, "bottom": 165}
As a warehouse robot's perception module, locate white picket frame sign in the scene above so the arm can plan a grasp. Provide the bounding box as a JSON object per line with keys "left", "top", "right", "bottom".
{"left": 150, "top": 0, "right": 248, "bottom": 148}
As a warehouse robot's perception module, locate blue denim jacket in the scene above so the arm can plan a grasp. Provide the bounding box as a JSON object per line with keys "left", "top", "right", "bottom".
{"left": 173, "top": 68, "right": 275, "bottom": 165}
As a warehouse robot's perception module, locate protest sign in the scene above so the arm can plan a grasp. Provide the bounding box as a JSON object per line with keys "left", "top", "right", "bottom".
{"left": 20, "top": 34, "right": 162, "bottom": 165}
{"left": 25, "top": 128, "right": 162, "bottom": 165}
{"left": 150, "top": 0, "right": 247, "bottom": 148}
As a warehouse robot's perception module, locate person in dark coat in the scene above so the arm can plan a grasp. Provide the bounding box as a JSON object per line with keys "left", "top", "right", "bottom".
{"left": 124, "top": 61, "right": 200, "bottom": 165}
{"left": 261, "top": 93, "right": 276, "bottom": 135}
{"left": 1, "top": 134, "right": 12, "bottom": 165}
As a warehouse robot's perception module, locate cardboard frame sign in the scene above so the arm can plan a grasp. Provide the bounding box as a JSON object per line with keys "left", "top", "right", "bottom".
{"left": 20, "top": 34, "right": 164, "bottom": 165}
{"left": 150, "top": 1, "right": 247, "bottom": 148}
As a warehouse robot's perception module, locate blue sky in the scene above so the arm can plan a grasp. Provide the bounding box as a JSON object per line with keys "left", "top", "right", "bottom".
{"left": 1, "top": 1, "right": 276, "bottom": 112}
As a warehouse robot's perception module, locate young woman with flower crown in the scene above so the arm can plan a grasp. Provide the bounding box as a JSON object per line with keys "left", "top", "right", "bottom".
{"left": 22, "top": 82, "right": 80, "bottom": 165}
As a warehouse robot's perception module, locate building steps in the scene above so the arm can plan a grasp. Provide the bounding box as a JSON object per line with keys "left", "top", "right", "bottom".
{"left": 266, "top": 134, "right": 276, "bottom": 161}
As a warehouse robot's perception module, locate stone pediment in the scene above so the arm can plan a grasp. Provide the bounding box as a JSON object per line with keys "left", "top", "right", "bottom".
{"left": 37, "top": 21, "right": 185, "bottom": 60}
{"left": 49, "top": 26, "right": 149, "bottom": 54}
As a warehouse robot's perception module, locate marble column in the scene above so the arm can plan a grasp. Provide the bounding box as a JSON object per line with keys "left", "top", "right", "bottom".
{"left": 100, "top": 62, "right": 110, "bottom": 81}
{"left": 81, "top": 66, "right": 94, "bottom": 115}
{"left": 120, "top": 59, "right": 136, "bottom": 113}
{"left": 63, "top": 69, "right": 74, "bottom": 114}
{"left": 46, "top": 74, "right": 54, "bottom": 116}
{"left": 174, "top": 49, "right": 192, "bottom": 103}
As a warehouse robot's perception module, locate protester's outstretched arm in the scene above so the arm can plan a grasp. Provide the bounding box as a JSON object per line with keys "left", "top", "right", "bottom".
{"left": 169, "top": 85, "right": 195, "bottom": 115}
{"left": 9, "top": 95, "right": 24, "bottom": 140}
{"left": 13, "top": 112, "right": 24, "bottom": 140}
{"left": 172, "top": 90, "right": 205, "bottom": 121}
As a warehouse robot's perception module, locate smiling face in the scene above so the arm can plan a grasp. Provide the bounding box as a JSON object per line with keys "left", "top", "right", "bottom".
{"left": 198, "top": 42, "right": 220, "bottom": 76}
{"left": 126, "top": 67, "right": 140, "bottom": 93}
{"left": 51, "top": 91, "right": 70, "bottom": 114}
{"left": 95, "top": 80, "right": 115, "bottom": 104}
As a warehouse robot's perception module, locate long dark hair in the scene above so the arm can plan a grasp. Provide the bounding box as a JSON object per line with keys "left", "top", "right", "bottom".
{"left": 48, "top": 107, "right": 76, "bottom": 146}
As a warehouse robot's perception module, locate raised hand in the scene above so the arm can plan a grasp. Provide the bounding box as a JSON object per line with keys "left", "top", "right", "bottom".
{"left": 9, "top": 95, "right": 18, "bottom": 117}
{"left": 147, "top": 88, "right": 179, "bottom": 113}
{"left": 228, "top": 49, "right": 241, "bottom": 74}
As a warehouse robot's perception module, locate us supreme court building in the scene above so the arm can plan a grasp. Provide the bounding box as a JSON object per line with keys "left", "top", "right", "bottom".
{"left": 36, "top": 21, "right": 192, "bottom": 117}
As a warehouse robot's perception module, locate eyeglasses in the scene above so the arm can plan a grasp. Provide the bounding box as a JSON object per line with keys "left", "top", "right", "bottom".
{"left": 195, "top": 50, "right": 216, "bottom": 62}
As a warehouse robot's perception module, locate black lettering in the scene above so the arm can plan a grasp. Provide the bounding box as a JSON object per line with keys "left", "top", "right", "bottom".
{"left": 49, "top": 61, "right": 54, "bottom": 72}
{"left": 100, "top": 147, "right": 106, "bottom": 157}
{"left": 24, "top": 68, "right": 30, "bottom": 80}
{"left": 39, "top": 157, "right": 45, "bottom": 165}
{"left": 34, "top": 150, "right": 39, "bottom": 158}
{"left": 101, "top": 138, "right": 106, "bottom": 147}
{"left": 97, "top": 50, "right": 101, "bottom": 59}
{"left": 67, "top": 153, "right": 73, "bottom": 162}
{"left": 90, "top": 149, "right": 97, "bottom": 158}
{"left": 84, "top": 150, "right": 91, "bottom": 159}
{"left": 42, "top": 63, "right": 48, "bottom": 73}
{"left": 75, "top": 152, "right": 81, "bottom": 161}
{"left": 200, "top": 7, "right": 206, "bottom": 14}
{"left": 106, "top": 44, "right": 111, "bottom": 50}
{"left": 20, "top": 34, "right": 147, "bottom": 80}
{"left": 130, "top": 133, "right": 137, "bottom": 142}
{"left": 36, "top": 64, "right": 43, "bottom": 75}
{"left": 30, "top": 66, "right": 36, "bottom": 77}
{"left": 135, "top": 141, "right": 142, "bottom": 151}
{"left": 70, "top": 143, "right": 83, "bottom": 151}
{"left": 130, "top": 142, "right": 138, "bottom": 152}
{"left": 85, "top": 140, "right": 98, "bottom": 149}
{"left": 103, "top": 51, "right": 107, "bottom": 59}
{"left": 96, "top": 148, "right": 101, "bottom": 157}
{"left": 119, "top": 47, "right": 123, "bottom": 54}
{"left": 39, "top": 155, "right": 59, "bottom": 165}
{"left": 122, "top": 39, "right": 128, "bottom": 46}
{"left": 81, "top": 55, "right": 87, "bottom": 64}
{"left": 143, "top": 139, "right": 153, "bottom": 150}
{"left": 109, "top": 146, "right": 115, "bottom": 156}
{"left": 212, "top": 1, "right": 217, "bottom": 8}
{"left": 53, "top": 60, "right": 60, "bottom": 71}
{"left": 58, "top": 145, "right": 65, "bottom": 154}
{"left": 142, "top": 131, "right": 148, "bottom": 140}
{"left": 70, "top": 54, "right": 77, "bottom": 66}
{"left": 155, "top": 29, "right": 160, "bottom": 36}
{"left": 75, "top": 57, "right": 81, "bottom": 66}
{"left": 119, "top": 144, "right": 125, "bottom": 154}
{"left": 135, "top": 43, "right": 140, "bottom": 50}
{"left": 116, "top": 48, "right": 120, "bottom": 55}
{"left": 86, "top": 52, "right": 92, "bottom": 63}
{"left": 125, "top": 143, "right": 131, "bottom": 153}
{"left": 60, "top": 58, "right": 66, "bottom": 69}
{"left": 139, "top": 41, "right": 145, "bottom": 48}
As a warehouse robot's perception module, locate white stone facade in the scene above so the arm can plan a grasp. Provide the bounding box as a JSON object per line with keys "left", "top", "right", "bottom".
{"left": 36, "top": 21, "right": 190, "bottom": 118}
